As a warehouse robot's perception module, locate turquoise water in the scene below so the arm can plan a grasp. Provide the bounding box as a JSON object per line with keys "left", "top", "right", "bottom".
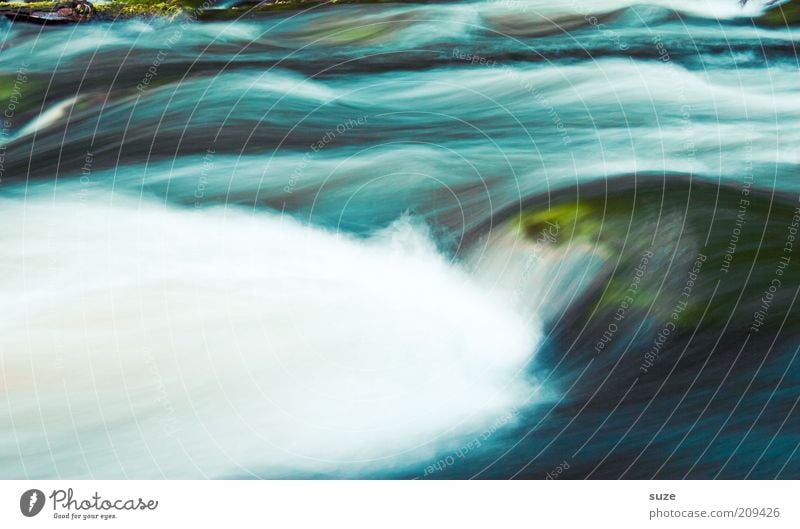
{"left": 0, "top": 0, "right": 798, "bottom": 478}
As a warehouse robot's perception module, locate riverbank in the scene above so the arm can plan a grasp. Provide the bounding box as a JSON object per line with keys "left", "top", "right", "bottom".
{"left": 0, "top": 0, "right": 798, "bottom": 24}
{"left": 0, "top": 0, "right": 399, "bottom": 20}
{"left": 0, "top": 0, "right": 181, "bottom": 18}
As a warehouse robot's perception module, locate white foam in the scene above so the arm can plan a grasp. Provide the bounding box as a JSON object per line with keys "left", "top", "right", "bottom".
{"left": 483, "top": 0, "right": 773, "bottom": 19}
{"left": 12, "top": 97, "right": 80, "bottom": 143}
{"left": 0, "top": 192, "right": 539, "bottom": 477}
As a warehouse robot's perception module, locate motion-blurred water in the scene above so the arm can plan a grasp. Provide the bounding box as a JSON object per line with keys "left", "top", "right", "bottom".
{"left": 0, "top": 0, "right": 798, "bottom": 478}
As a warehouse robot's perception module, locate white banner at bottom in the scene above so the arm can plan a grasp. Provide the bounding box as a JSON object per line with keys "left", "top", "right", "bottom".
{"left": 0, "top": 480, "right": 796, "bottom": 528}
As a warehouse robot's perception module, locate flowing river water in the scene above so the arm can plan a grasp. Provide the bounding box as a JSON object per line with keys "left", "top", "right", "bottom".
{"left": 0, "top": 0, "right": 798, "bottom": 478}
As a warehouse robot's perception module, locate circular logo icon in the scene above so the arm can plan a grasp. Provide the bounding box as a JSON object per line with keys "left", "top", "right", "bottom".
{"left": 20, "top": 489, "right": 45, "bottom": 517}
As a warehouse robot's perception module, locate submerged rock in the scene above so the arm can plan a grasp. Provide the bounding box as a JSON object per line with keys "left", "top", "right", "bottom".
{"left": 754, "top": 0, "right": 800, "bottom": 26}
{"left": 466, "top": 175, "right": 800, "bottom": 407}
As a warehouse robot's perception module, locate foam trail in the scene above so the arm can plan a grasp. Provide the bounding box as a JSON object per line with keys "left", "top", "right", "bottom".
{"left": 484, "top": 0, "right": 773, "bottom": 18}
{"left": 0, "top": 191, "right": 539, "bottom": 478}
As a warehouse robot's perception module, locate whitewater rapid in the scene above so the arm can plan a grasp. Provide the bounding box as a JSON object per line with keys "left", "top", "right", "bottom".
{"left": 0, "top": 190, "right": 539, "bottom": 477}
{"left": 1, "top": 0, "right": 798, "bottom": 479}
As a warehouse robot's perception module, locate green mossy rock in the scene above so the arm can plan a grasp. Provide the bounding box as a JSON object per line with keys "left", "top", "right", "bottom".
{"left": 755, "top": 0, "right": 800, "bottom": 27}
